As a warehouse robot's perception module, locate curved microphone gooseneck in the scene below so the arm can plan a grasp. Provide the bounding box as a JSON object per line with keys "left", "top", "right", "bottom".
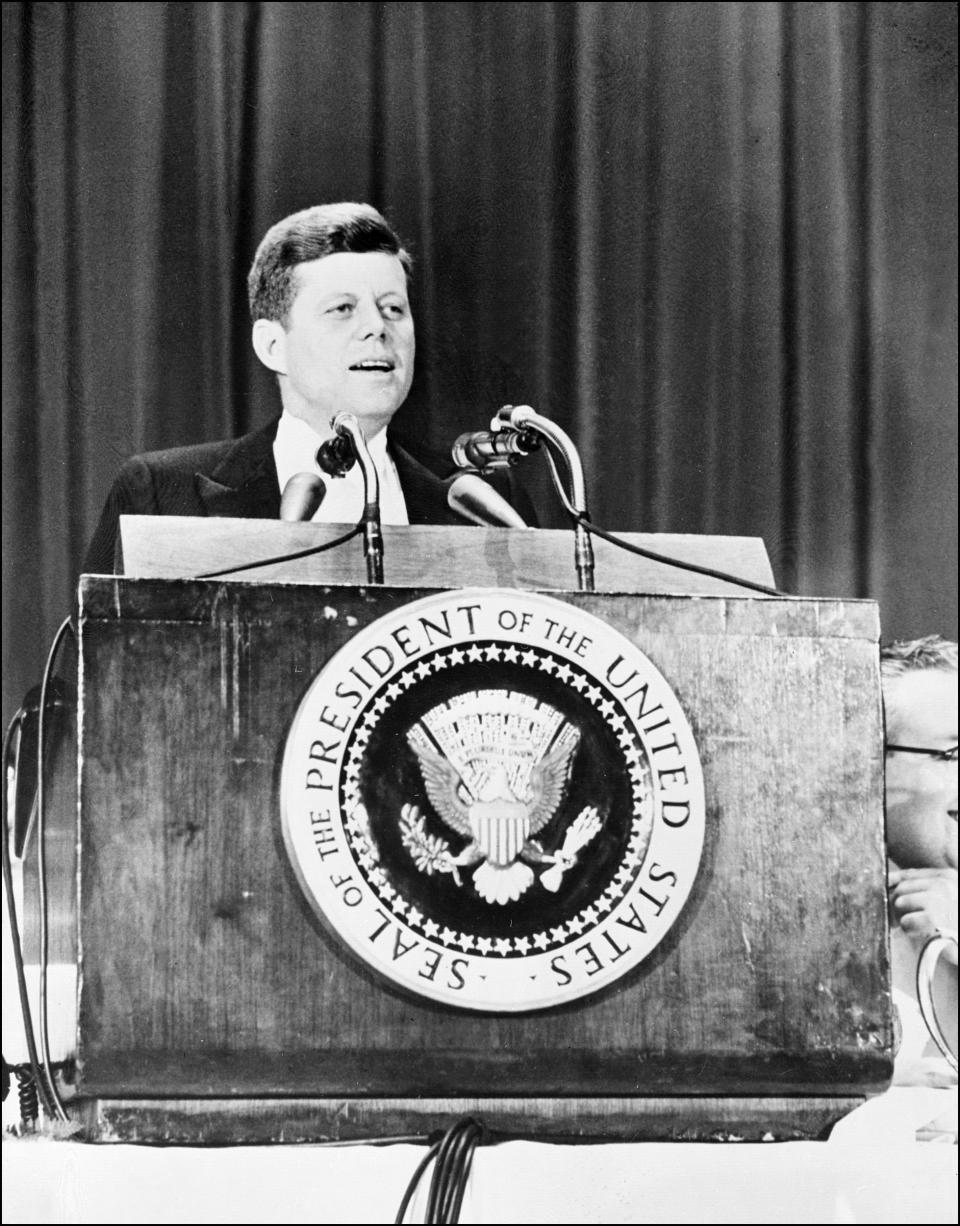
{"left": 327, "top": 412, "right": 384, "bottom": 584}
{"left": 494, "top": 405, "right": 595, "bottom": 591}
{"left": 450, "top": 404, "right": 793, "bottom": 597}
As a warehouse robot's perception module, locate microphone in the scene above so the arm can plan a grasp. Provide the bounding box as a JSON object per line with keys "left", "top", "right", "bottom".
{"left": 280, "top": 472, "right": 327, "bottom": 522}
{"left": 327, "top": 412, "right": 384, "bottom": 583}
{"left": 496, "top": 405, "right": 595, "bottom": 592}
{"left": 451, "top": 428, "right": 539, "bottom": 471}
{"left": 316, "top": 433, "right": 355, "bottom": 477}
{"left": 446, "top": 471, "right": 528, "bottom": 528}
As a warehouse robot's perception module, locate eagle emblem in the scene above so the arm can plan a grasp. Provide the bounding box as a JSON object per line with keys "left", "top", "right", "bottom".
{"left": 403, "top": 690, "right": 601, "bottom": 904}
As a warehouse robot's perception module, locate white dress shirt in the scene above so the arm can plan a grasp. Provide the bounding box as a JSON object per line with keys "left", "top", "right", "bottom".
{"left": 272, "top": 411, "right": 409, "bottom": 525}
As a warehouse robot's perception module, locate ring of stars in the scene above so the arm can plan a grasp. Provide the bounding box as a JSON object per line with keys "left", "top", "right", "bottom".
{"left": 332, "top": 641, "right": 659, "bottom": 958}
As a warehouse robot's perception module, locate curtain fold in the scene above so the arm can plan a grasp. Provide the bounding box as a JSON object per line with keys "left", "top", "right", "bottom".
{"left": 2, "top": 0, "right": 957, "bottom": 726}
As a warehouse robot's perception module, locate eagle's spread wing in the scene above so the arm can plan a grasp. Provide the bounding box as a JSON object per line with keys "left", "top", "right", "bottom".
{"left": 410, "top": 742, "right": 473, "bottom": 838}
{"left": 527, "top": 733, "right": 580, "bottom": 833}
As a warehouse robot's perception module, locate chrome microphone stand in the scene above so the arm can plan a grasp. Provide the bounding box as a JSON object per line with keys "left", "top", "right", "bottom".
{"left": 494, "top": 405, "right": 595, "bottom": 591}
{"left": 324, "top": 413, "right": 384, "bottom": 584}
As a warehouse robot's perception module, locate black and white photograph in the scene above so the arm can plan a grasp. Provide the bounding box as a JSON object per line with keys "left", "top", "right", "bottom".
{"left": 2, "top": 3, "right": 956, "bottom": 1222}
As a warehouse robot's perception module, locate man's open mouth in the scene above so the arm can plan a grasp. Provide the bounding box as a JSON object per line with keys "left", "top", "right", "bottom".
{"left": 349, "top": 359, "right": 395, "bottom": 371}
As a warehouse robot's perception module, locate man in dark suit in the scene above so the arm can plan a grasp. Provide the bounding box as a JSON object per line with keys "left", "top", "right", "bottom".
{"left": 84, "top": 202, "right": 532, "bottom": 574}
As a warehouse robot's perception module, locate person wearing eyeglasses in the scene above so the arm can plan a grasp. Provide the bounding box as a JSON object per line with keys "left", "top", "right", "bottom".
{"left": 880, "top": 635, "right": 958, "bottom": 1086}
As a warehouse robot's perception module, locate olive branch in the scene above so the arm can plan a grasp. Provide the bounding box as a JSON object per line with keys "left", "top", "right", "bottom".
{"left": 399, "top": 803, "right": 459, "bottom": 878}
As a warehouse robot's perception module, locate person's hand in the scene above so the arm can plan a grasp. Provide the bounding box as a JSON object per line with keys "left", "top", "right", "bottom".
{"left": 888, "top": 866, "right": 958, "bottom": 965}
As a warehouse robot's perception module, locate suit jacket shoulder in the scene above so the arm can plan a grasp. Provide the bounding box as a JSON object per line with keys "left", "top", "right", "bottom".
{"left": 82, "top": 421, "right": 281, "bottom": 574}
{"left": 82, "top": 418, "right": 537, "bottom": 575}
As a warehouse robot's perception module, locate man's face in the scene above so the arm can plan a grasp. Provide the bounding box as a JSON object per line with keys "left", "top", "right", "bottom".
{"left": 884, "top": 668, "right": 958, "bottom": 870}
{"left": 256, "top": 251, "right": 415, "bottom": 437}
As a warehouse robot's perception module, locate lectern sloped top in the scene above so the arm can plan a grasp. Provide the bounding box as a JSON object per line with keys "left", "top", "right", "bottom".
{"left": 117, "top": 514, "right": 776, "bottom": 595}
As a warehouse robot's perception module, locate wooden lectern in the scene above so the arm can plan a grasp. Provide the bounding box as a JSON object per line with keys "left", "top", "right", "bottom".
{"left": 61, "top": 517, "right": 892, "bottom": 1142}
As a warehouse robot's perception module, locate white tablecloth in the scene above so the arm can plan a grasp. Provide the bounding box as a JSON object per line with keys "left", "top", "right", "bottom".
{"left": 3, "top": 1089, "right": 956, "bottom": 1224}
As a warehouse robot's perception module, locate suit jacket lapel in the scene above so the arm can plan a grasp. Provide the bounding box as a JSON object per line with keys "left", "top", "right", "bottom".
{"left": 391, "top": 439, "right": 462, "bottom": 525}
{"left": 196, "top": 419, "right": 282, "bottom": 519}
{"left": 192, "top": 418, "right": 462, "bottom": 524}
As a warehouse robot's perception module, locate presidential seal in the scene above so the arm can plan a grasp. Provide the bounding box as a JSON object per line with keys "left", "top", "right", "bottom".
{"left": 281, "top": 589, "right": 705, "bottom": 1012}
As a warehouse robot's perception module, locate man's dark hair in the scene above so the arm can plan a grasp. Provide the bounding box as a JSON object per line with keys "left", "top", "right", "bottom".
{"left": 247, "top": 202, "right": 412, "bottom": 324}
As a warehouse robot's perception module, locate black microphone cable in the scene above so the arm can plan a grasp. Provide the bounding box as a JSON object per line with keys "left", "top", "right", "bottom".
{"left": 395, "top": 1137, "right": 443, "bottom": 1224}
{"left": 2, "top": 709, "right": 57, "bottom": 1123}
{"left": 396, "top": 1116, "right": 490, "bottom": 1224}
{"left": 428, "top": 1116, "right": 487, "bottom": 1223}
{"left": 2, "top": 614, "right": 77, "bottom": 1125}
{"left": 539, "top": 442, "right": 794, "bottom": 598}
{"left": 35, "top": 614, "right": 75, "bottom": 1122}
{"left": 197, "top": 523, "right": 363, "bottom": 579}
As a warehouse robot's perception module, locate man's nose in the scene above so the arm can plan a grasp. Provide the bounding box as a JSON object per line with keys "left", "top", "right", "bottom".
{"left": 354, "top": 299, "right": 387, "bottom": 340}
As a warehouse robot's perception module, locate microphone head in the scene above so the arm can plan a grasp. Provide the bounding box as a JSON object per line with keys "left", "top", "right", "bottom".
{"left": 446, "top": 471, "right": 528, "bottom": 528}
{"left": 450, "top": 433, "right": 481, "bottom": 470}
{"left": 451, "top": 429, "right": 540, "bottom": 471}
{"left": 316, "top": 435, "right": 355, "bottom": 477}
{"left": 280, "top": 472, "right": 327, "bottom": 522}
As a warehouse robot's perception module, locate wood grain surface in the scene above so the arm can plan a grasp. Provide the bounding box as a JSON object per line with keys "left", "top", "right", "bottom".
{"left": 119, "top": 515, "right": 777, "bottom": 594}
{"left": 71, "top": 577, "right": 891, "bottom": 1143}
{"left": 74, "top": 1094, "right": 856, "bottom": 1145}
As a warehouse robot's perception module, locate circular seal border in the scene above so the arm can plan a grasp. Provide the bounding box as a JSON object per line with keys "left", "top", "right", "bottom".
{"left": 280, "top": 589, "right": 706, "bottom": 1012}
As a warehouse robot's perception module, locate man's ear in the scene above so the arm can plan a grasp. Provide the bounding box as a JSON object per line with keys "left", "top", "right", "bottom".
{"left": 251, "top": 319, "right": 287, "bottom": 376}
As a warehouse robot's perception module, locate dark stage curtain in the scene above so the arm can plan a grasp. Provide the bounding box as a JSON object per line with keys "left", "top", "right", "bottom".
{"left": 2, "top": 1, "right": 957, "bottom": 725}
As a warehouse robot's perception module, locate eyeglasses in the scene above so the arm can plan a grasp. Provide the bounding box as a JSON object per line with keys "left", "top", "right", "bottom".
{"left": 885, "top": 743, "right": 959, "bottom": 763}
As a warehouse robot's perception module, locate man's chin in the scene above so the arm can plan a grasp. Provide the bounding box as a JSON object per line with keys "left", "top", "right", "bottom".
{"left": 290, "top": 388, "right": 408, "bottom": 437}
{"left": 342, "top": 393, "right": 408, "bottom": 433}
